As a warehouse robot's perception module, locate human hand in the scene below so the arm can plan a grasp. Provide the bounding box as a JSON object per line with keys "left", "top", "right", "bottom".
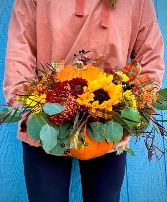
{"left": 106, "top": 135, "right": 131, "bottom": 153}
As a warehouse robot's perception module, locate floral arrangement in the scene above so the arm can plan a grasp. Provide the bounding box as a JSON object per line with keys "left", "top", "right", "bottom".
{"left": 1, "top": 50, "right": 167, "bottom": 160}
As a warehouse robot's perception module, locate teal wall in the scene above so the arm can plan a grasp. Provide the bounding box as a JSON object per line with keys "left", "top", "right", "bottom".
{"left": 0, "top": 1, "right": 167, "bottom": 201}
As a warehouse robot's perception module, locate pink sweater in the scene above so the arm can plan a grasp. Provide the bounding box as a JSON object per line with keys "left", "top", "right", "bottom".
{"left": 3, "top": 0, "right": 164, "bottom": 147}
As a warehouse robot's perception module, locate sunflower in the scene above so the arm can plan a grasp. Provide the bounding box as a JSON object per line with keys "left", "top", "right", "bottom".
{"left": 77, "top": 72, "right": 123, "bottom": 113}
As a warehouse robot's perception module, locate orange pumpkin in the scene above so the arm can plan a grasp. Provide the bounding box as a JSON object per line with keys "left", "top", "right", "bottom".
{"left": 67, "top": 126, "right": 114, "bottom": 160}
{"left": 56, "top": 61, "right": 114, "bottom": 160}
{"left": 56, "top": 61, "right": 103, "bottom": 81}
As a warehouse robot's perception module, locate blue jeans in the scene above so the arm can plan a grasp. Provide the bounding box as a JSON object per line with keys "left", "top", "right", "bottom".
{"left": 22, "top": 142, "right": 126, "bottom": 202}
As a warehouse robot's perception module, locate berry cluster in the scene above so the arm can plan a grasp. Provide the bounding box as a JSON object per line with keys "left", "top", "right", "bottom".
{"left": 61, "top": 143, "right": 70, "bottom": 154}
{"left": 73, "top": 49, "right": 90, "bottom": 65}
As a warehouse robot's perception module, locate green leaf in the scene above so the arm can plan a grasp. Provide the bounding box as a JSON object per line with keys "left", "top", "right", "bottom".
{"left": 134, "top": 111, "right": 151, "bottom": 136}
{"left": 152, "top": 99, "right": 167, "bottom": 110}
{"left": 89, "top": 122, "right": 105, "bottom": 142}
{"left": 121, "top": 107, "right": 140, "bottom": 127}
{"left": 0, "top": 108, "right": 9, "bottom": 118}
{"left": 102, "top": 121, "right": 123, "bottom": 143}
{"left": 112, "top": 113, "right": 134, "bottom": 136}
{"left": 126, "top": 147, "right": 135, "bottom": 156}
{"left": 0, "top": 108, "right": 22, "bottom": 123}
{"left": 43, "top": 103, "right": 65, "bottom": 115}
{"left": 131, "top": 115, "right": 149, "bottom": 136}
{"left": 49, "top": 137, "right": 70, "bottom": 155}
{"left": 8, "top": 106, "right": 24, "bottom": 114}
{"left": 58, "top": 122, "right": 71, "bottom": 138}
{"left": 6, "top": 108, "right": 23, "bottom": 123}
{"left": 40, "top": 124, "right": 59, "bottom": 151}
{"left": 152, "top": 88, "right": 167, "bottom": 110}
{"left": 158, "top": 88, "right": 167, "bottom": 99}
{"left": 27, "top": 112, "right": 50, "bottom": 140}
{"left": 112, "top": 113, "right": 129, "bottom": 126}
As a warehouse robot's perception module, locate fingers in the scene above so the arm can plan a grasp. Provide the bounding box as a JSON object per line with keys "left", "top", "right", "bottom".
{"left": 106, "top": 136, "right": 131, "bottom": 154}
{"left": 114, "top": 140, "right": 129, "bottom": 150}
{"left": 106, "top": 148, "right": 116, "bottom": 153}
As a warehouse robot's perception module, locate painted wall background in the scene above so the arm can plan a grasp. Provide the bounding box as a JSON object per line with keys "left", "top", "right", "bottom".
{"left": 0, "top": 0, "right": 167, "bottom": 201}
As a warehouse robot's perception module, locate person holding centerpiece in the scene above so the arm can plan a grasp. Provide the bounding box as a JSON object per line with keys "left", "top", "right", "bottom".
{"left": 3, "top": 0, "right": 164, "bottom": 202}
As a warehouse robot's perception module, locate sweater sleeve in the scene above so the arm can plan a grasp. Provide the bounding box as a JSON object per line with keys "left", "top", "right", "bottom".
{"left": 131, "top": 0, "right": 164, "bottom": 88}
{"left": 3, "top": 0, "right": 37, "bottom": 107}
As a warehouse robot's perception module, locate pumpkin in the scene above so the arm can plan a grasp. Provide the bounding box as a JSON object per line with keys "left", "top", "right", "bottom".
{"left": 56, "top": 61, "right": 114, "bottom": 160}
{"left": 67, "top": 126, "right": 114, "bottom": 160}
{"left": 56, "top": 61, "right": 103, "bottom": 81}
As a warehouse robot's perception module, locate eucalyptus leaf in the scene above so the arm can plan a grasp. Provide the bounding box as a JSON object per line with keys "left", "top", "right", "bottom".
{"left": 40, "top": 124, "right": 59, "bottom": 151}
{"left": 157, "top": 88, "right": 167, "bottom": 99}
{"left": 112, "top": 113, "right": 130, "bottom": 128}
{"left": 121, "top": 107, "right": 140, "bottom": 127}
{"left": 89, "top": 122, "right": 105, "bottom": 142}
{"left": 102, "top": 121, "right": 123, "bottom": 143}
{"left": 3, "top": 114, "right": 22, "bottom": 123}
{"left": 43, "top": 103, "right": 65, "bottom": 115}
{"left": 58, "top": 122, "right": 71, "bottom": 138}
{"left": 27, "top": 112, "right": 50, "bottom": 140}
{"left": 49, "top": 137, "right": 70, "bottom": 155}
{"left": 6, "top": 108, "right": 23, "bottom": 123}
{"left": 8, "top": 107, "right": 24, "bottom": 115}
{"left": 0, "top": 108, "right": 22, "bottom": 123}
{"left": 86, "top": 126, "right": 94, "bottom": 139}
{"left": 0, "top": 108, "right": 9, "bottom": 118}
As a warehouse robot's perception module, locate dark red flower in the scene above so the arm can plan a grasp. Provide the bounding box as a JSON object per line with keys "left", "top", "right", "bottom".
{"left": 68, "top": 77, "right": 87, "bottom": 97}
{"left": 46, "top": 81, "right": 78, "bottom": 125}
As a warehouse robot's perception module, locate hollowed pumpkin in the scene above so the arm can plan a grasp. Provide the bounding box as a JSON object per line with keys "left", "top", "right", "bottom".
{"left": 67, "top": 126, "right": 114, "bottom": 160}
{"left": 56, "top": 61, "right": 114, "bottom": 160}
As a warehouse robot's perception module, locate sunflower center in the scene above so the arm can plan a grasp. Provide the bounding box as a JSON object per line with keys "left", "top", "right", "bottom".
{"left": 93, "top": 88, "right": 110, "bottom": 104}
